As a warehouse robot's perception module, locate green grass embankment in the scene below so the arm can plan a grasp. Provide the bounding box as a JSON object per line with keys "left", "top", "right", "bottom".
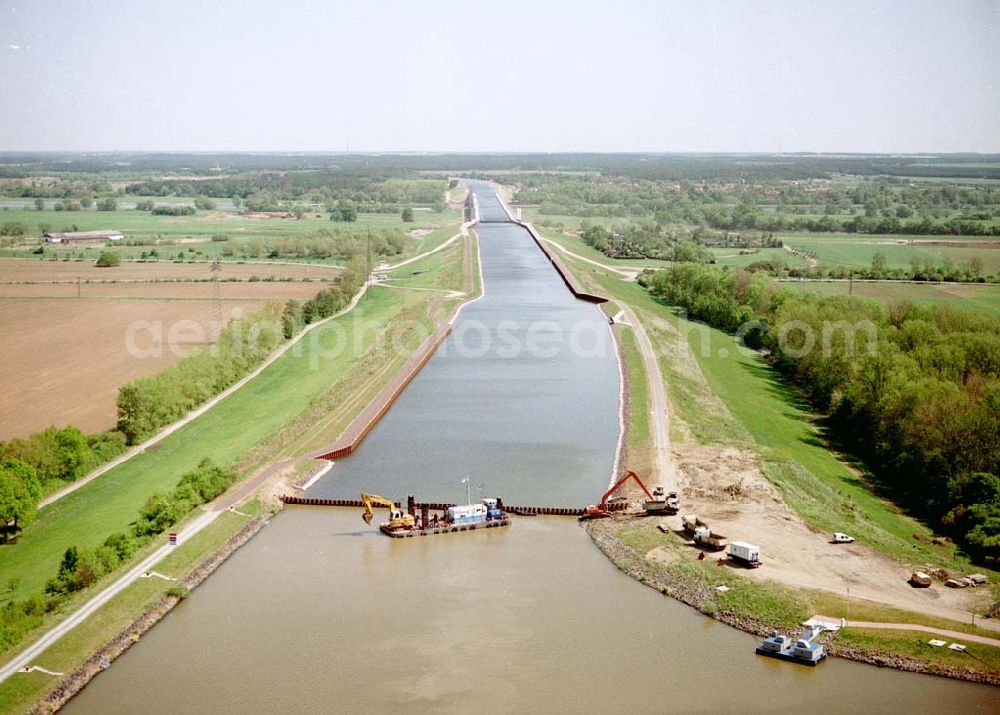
{"left": 0, "top": 502, "right": 263, "bottom": 714}
{"left": 546, "top": 232, "right": 988, "bottom": 573}
{"left": 0, "top": 286, "right": 423, "bottom": 596}
{"left": 0, "top": 221, "right": 471, "bottom": 711}
{"left": 613, "top": 322, "right": 651, "bottom": 474}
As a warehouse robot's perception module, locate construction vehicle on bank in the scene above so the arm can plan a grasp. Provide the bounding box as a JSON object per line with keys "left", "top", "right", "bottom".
{"left": 361, "top": 493, "right": 415, "bottom": 531}
{"left": 693, "top": 527, "right": 728, "bottom": 551}
{"left": 682, "top": 514, "right": 707, "bottom": 534}
{"left": 647, "top": 485, "right": 680, "bottom": 515}
{"left": 727, "top": 541, "right": 762, "bottom": 568}
{"left": 681, "top": 514, "right": 727, "bottom": 550}
{"left": 581, "top": 471, "right": 676, "bottom": 520}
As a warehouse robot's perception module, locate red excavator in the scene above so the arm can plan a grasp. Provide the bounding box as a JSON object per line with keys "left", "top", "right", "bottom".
{"left": 580, "top": 470, "right": 655, "bottom": 521}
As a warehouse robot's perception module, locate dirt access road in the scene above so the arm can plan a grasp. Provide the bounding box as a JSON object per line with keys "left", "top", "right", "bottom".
{"left": 617, "top": 305, "right": 676, "bottom": 494}
{"left": 544, "top": 228, "right": 998, "bottom": 628}
{"left": 628, "top": 303, "right": 997, "bottom": 628}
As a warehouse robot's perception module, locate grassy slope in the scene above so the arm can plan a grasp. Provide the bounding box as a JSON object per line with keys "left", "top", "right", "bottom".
{"left": 0, "top": 217, "right": 470, "bottom": 712}
{"left": 385, "top": 238, "right": 464, "bottom": 291}
{"left": 0, "top": 503, "right": 261, "bottom": 714}
{"left": 538, "top": 227, "right": 995, "bottom": 574}
{"left": 0, "top": 286, "right": 420, "bottom": 595}
{"left": 614, "top": 322, "right": 651, "bottom": 474}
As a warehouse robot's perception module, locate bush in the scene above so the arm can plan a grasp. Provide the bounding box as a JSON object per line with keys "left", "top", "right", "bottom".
{"left": 133, "top": 493, "right": 181, "bottom": 537}
{"left": 0, "top": 221, "right": 27, "bottom": 236}
{"left": 1, "top": 426, "right": 92, "bottom": 485}
{"left": 95, "top": 251, "right": 120, "bottom": 267}
{"left": 151, "top": 205, "right": 196, "bottom": 216}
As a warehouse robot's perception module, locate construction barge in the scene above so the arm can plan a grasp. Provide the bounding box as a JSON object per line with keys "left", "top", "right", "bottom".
{"left": 756, "top": 628, "right": 827, "bottom": 666}
{"left": 362, "top": 492, "right": 510, "bottom": 538}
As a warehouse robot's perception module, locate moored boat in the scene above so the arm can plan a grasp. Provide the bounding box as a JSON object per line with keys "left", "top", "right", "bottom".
{"left": 755, "top": 628, "right": 827, "bottom": 666}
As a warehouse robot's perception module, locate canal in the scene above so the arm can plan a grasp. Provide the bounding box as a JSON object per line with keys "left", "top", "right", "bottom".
{"left": 64, "top": 183, "right": 998, "bottom": 713}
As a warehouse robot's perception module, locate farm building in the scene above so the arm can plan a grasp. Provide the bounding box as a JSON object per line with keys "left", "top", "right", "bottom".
{"left": 43, "top": 230, "right": 124, "bottom": 244}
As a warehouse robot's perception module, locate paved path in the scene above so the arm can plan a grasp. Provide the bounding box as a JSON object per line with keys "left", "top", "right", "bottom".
{"left": 385, "top": 230, "right": 462, "bottom": 270}
{"left": 812, "top": 616, "right": 1000, "bottom": 647}
{"left": 39, "top": 280, "right": 373, "bottom": 509}
{"left": 4, "top": 218, "right": 486, "bottom": 686}
{"left": 0, "top": 508, "right": 221, "bottom": 685}
{"left": 541, "top": 238, "right": 640, "bottom": 279}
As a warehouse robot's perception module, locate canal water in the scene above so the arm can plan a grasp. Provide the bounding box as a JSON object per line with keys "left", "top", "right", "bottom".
{"left": 64, "top": 184, "right": 998, "bottom": 713}
{"left": 308, "top": 181, "right": 621, "bottom": 506}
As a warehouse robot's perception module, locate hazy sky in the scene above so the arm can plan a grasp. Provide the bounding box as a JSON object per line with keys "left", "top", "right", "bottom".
{"left": 1, "top": 0, "right": 997, "bottom": 152}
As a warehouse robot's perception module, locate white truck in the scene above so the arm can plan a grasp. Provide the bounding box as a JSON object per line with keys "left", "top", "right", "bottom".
{"left": 727, "top": 541, "right": 762, "bottom": 568}
{"left": 644, "top": 485, "right": 680, "bottom": 515}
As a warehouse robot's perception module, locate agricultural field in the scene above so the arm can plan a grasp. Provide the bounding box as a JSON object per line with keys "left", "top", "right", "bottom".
{"left": 0, "top": 204, "right": 462, "bottom": 264}
{"left": 782, "top": 279, "right": 1000, "bottom": 316}
{"left": 0, "top": 285, "right": 429, "bottom": 597}
{"left": 0, "top": 258, "right": 340, "bottom": 439}
{"left": 780, "top": 233, "right": 1000, "bottom": 275}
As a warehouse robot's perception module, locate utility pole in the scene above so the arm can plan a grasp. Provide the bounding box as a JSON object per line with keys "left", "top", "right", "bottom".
{"left": 366, "top": 230, "right": 372, "bottom": 301}
{"left": 210, "top": 257, "right": 222, "bottom": 337}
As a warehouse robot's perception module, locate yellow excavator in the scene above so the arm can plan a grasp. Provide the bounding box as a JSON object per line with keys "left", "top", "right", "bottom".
{"left": 361, "top": 493, "right": 416, "bottom": 530}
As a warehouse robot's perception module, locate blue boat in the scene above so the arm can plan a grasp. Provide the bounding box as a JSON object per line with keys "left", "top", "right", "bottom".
{"left": 755, "top": 628, "right": 827, "bottom": 666}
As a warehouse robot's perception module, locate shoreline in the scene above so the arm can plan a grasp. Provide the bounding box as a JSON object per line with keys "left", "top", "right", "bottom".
{"left": 586, "top": 520, "right": 1000, "bottom": 687}
{"left": 32, "top": 513, "right": 274, "bottom": 714}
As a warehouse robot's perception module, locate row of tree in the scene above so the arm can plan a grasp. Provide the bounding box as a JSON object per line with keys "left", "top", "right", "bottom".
{"left": 117, "top": 248, "right": 371, "bottom": 444}
{"left": 219, "top": 227, "right": 406, "bottom": 261}
{"left": 581, "top": 224, "right": 714, "bottom": 262}
{"left": 0, "top": 458, "right": 233, "bottom": 652}
{"left": 642, "top": 265, "right": 1000, "bottom": 565}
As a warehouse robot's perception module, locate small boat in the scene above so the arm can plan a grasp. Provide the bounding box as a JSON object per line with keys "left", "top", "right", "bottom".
{"left": 755, "top": 628, "right": 827, "bottom": 666}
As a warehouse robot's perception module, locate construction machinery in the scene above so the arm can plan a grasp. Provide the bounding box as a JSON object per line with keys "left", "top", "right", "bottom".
{"left": 681, "top": 514, "right": 727, "bottom": 550}
{"left": 682, "top": 514, "right": 708, "bottom": 534}
{"left": 727, "top": 541, "right": 762, "bottom": 568}
{"left": 693, "top": 527, "right": 728, "bottom": 551}
{"left": 581, "top": 470, "right": 667, "bottom": 520}
{"left": 361, "top": 493, "right": 415, "bottom": 531}
{"left": 646, "top": 485, "right": 680, "bottom": 515}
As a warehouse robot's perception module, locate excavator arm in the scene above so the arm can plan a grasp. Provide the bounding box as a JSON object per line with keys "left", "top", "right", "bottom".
{"left": 361, "top": 493, "right": 396, "bottom": 525}
{"left": 599, "top": 470, "right": 654, "bottom": 510}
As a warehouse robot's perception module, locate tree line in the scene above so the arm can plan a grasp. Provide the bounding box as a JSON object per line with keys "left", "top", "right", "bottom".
{"left": 0, "top": 458, "right": 233, "bottom": 651}
{"left": 641, "top": 265, "right": 1000, "bottom": 565}
{"left": 0, "top": 429, "right": 126, "bottom": 540}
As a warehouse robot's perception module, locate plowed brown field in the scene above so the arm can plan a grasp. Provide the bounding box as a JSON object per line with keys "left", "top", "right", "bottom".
{"left": 0, "top": 259, "right": 334, "bottom": 439}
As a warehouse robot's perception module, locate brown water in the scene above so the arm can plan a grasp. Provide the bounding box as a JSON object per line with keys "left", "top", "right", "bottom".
{"left": 66, "top": 510, "right": 997, "bottom": 714}
{"left": 64, "top": 184, "right": 998, "bottom": 713}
